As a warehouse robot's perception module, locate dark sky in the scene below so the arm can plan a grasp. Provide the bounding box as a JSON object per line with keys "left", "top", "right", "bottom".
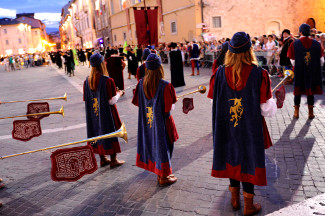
{"left": 0, "top": 0, "right": 68, "bottom": 29}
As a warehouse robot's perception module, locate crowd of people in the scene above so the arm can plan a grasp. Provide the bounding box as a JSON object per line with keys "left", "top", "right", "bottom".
{"left": 0, "top": 53, "right": 51, "bottom": 72}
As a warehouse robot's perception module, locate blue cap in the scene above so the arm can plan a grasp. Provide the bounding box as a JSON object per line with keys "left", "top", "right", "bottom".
{"left": 228, "top": 32, "right": 252, "bottom": 54}
{"left": 89, "top": 53, "right": 104, "bottom": 67}
{"left": 142, "top": 48, "right": 151, "bottom": 61}
{"left": 299, "top": 24, "right": 311, "bottom": 36}
{"left": 145, "top": 53, "right": 161, "bottom": 70}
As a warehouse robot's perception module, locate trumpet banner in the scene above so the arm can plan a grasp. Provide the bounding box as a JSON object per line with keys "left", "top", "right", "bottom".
{"left": 275, "top": 85, "right": 286, "bottom": 109}
{"left": 12, "top": 119, "right": 42, "bottom": 141}
{"left": 182, "top": 98, "right": 194, "bottom": 114}
{"left": 50, "top": 145, "right": 98, "bottom": 182}
{"left": 27, "top": 102, "right": 50, "bottom": 120}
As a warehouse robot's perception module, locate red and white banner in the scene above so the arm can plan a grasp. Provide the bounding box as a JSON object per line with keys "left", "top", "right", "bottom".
{"left": 12, "top": 119, "right": 42, "bottom": 141}
{"left": 51, "top": 145, "right": 98, "bottom": 182}
{"left": 27, "top": 102, "right": 50, "bottom": 120}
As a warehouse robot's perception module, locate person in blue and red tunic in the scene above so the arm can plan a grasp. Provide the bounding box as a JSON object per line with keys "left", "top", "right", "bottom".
{"left": 287, "top": 23, "right": 324, "bottom": 119}
{"left": 136, "top": 48, "right": 151, "bottom": 82}
{"left": 84, "top": 53, "right": 125, "bottom": 168}
{"left": 132, "top": 53, "right": 179, "bottom": 186}
{"left": 208, "top": 32, "right": 276, "bottom": 216}
{"left": 188, "top": 39, "right": 200, "bottom": 76}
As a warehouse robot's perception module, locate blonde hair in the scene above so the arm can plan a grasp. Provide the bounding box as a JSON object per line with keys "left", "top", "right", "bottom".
{"left": 88, "top": 61, "right": 109, "bottom": 91}
{"left": 224, "top": 47, "right": 258, "bottom": 86}
{"left": 143, "top": 65, "right": 164, "bottom": 99}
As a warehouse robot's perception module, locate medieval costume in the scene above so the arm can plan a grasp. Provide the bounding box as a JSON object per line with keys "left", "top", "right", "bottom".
{"left": 136, "top": 48, "right": 151, "bottom": 82}
{"left": 127, "top": 47, "right": 138, "bottom": 79}
{"left": 188, "top": 39, "right": 200, "bottom": 76}
{"left": 78, "top": 49, "right": 87, "bottom": 66}
{"left": 84, "top": 53, "right": 125, "bottom": 168}
{"left": 55, "top": 52, "right": 62, "bottom": 69}
{"left": 287, "top": 24, "right": 324, "bottom": 119}
{"left": 169, "top": 42, "right": 185, "bottom": 88}
{"left": 132, "top": 54, "right": 179, "bottom": 186}
{"left": 209, "top": 32, "right": 276, "bottom": 215}
{"left": 106, "top": 49, "right": 126, "bottom": 90}
{"left": 280, "top": 29, "right": 294, "bottom": 70}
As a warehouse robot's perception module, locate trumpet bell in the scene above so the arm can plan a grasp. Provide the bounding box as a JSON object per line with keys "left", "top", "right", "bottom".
{"left": 198, "top": 85, "right": 207, "bottom": 94}
{"left": 284, "top": 70, "right": 294, "bottom": 81}
{"left": 63, "top": 93, "right": 68, "bottom": 102}
{"left": 59, "top": 106, "right": 64, "bottom": 117}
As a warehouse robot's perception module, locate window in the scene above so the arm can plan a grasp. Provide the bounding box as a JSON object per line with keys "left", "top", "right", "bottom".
{"left": 5, "top": 40, "right": 9, "bottom": 45}
{"left": 114, "top": 34, "right": 117, "bottom": 41}
{"left": 123, "top": 32, "right": 127, "bottom": 41}
{"left": 171, "top": 21, "right": 177, "bottom": 34}
{"left": 87, "top": 17, "right": 89, "bottom": 28}
{"left": 18, "top": 38, "right": 22, "bottom": 44}
{"left": 110, "top": 0, "right": 114, "bottom": 14}
{"left": 212, "top": 16, "right": 222, "bottom": 28}
{"left": 3, "top": 29, "right": 7, "bottom": 34}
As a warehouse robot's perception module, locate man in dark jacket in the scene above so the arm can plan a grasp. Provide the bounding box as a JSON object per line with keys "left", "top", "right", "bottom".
{"left": 280, "top": 29, "right": 294, "bottom": 75}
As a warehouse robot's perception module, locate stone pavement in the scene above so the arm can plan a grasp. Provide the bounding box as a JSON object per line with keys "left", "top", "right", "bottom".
{"left": 0, "top": 61, "right": 324, "bottom": 216}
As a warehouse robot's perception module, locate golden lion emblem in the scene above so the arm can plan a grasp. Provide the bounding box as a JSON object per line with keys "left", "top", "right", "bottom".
{"left": 229, "top": 98, "right": 244, "bottom": 127}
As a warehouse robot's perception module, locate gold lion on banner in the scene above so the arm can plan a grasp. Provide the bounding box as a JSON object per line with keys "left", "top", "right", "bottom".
{"left": 229, "top": 98, "right": 244, "bottom": 127}
{"left": 305, "top": 51, "right": 311, "bottom": 66}
{"left": 93, "top": 98, "right": 99, "bottom": 117}
{"left": 146, "top": 107, "right": 153, "bottom": 128}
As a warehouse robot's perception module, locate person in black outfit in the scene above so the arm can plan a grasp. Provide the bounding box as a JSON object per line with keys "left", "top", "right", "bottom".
{"left": 169, "top": 42, "right": 185, "bottom": 88}
{"left": 280, "top": 29, "right": 294, "bottom": 76}
{"left": 56, "top": 52, "right": 63, "bottom": 69}
{"left": 78, "top": 49, "right": 87, "bottom": 66}
{"left": 126, "top": 45, "right": 137, "bottom": 79}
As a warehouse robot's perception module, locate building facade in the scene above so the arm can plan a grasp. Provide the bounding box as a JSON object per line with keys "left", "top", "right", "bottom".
{"left": 0, "top": 18, "right": 33, "bottom": 56}
{"left": 60, "top": 0, "right": 325, "bottom": 48}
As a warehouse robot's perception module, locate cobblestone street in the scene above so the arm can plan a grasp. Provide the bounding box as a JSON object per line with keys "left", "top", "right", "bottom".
{"left": 0, "top": 62, "right": 325, "bottom": 216}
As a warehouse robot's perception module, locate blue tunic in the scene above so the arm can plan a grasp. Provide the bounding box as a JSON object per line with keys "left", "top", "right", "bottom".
{"left": 84, "top": 75, "right": 120, "bottom": 155}
{"left": 190, "top": 44, "right": 200, "bottom": 59}
{"left": 211, "top": 65, "right": 267, "bottom": 186}
{"left": 136, "top": 79, "right": 173, "bottom": 177}
{"left": 293, "top": 39, "right": 323, "bottom": 96}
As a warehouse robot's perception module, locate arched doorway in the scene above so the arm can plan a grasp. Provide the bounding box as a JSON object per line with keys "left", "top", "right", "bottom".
{"left": 306, "top": 18, "right": 316, "bottom": 29}
{"left": 266, "top": 21, "right": 280, "bottom": 36}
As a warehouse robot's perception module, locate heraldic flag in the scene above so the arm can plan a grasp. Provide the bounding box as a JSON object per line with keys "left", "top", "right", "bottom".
{"left": 133, "top": 7, "right": 158, "bottom": 46}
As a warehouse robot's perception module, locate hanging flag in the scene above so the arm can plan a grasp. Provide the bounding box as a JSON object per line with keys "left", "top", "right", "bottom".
{"left": 50, "top": 145, "right": 98, "bottom": 182}
{"left": 275, "top": 85, "right": 286, "bottom": 109}
{"left": 12, "top": 119, "right": 42, "bottom": 141}
{"left": 183, "top": 98, "right": 194, "bottom": 114}
{"left": 133, "top": 7, "right": 158, "bottom": 46}
{"left": 123, "top": 41, "right": 128, "bottom": 54}
{"left": 27, "top": 102, "right": 50, "bottom": 120}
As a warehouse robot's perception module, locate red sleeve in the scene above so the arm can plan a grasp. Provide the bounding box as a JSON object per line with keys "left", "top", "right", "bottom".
{"left": 260, "top": 69, "right": 272, "bottom": 103}
{"left": 287, "top": 42, "right": 295, "bottom": 60}
{"left": 164, "top": 83, "right": 177, "bottom": 113}
{"left": 106, "top": 78, "right": 117, "bottom": 100}
{"left": 208, "top": 70, "right": 217, "bottom": 99}
{"left": 136, "top": 67, "right": 141, "bottom": 82}
{"left": 83, "top": 80, "right": 86, "bottom": 101}
{"left": 212, "top": 59, "right": 217, "bottom": 73}
{"left": 132, "top": 82, "right": 140, "bottom": 106}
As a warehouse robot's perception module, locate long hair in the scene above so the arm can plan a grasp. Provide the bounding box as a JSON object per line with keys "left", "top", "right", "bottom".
{"left": 224, "top": 47, "right": 258, "bottom": 86}
{"left": 143, "top": 65, "right": 164, "bottom": 99}
{"left": 88, "top": 61, "right": 109, "bottom": 91}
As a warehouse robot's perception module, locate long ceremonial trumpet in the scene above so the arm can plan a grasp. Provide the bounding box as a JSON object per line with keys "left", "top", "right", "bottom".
{"left": 1, "top": 93, "right": 67, "bottom": 104}
{"left": 176, "top": 85, "right": 207, "bottom": 100}
{"left": 0, "top": 106, "right": 64, "bottom": 120}
{"left": 272, "top": 70, "right": 294, "bottom": 93}
{"left": 0, "top": 123, "right": 128, "bottom": 159}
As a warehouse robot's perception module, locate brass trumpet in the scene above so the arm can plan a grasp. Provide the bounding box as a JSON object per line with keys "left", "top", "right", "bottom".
{"left": 0, "top": 122, "right": 128, "bottom": 159}
{"left": 1, "top": 93, "right": 67, "bottom": 104}
{"left": 0, "top": 106, "right": 64, "bottom": 120}
{"left": 176, "top": 85, "right": 207, "bottom": 100}
{"left": 272, "top": 70, "right": 294, "bottom": 93}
